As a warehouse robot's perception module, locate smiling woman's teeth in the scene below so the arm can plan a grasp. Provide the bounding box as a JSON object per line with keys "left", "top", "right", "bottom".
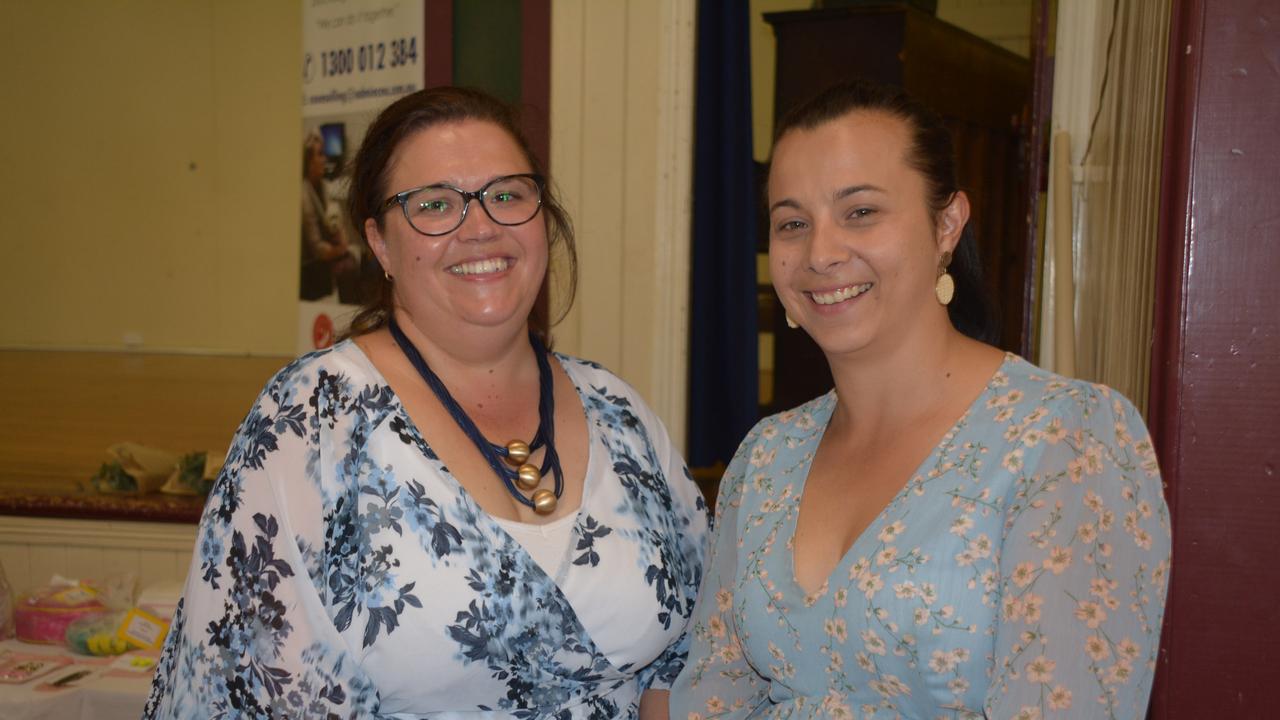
{"left": 449, "top": 258, "right": 510, "bottom": 276}
{"left": 811, "top": 282, "right": 873, "bottom": 306}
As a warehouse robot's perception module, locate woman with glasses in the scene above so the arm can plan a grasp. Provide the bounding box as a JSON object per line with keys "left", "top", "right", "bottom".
{"left": 671, "top": 81, "right": 1169, "bottom": 719}
{"left": 145, "top": 87, "right": 707, "bottom": 719}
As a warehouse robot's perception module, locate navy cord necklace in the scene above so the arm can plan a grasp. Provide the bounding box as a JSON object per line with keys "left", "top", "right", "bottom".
{"left": 387, "top": 317, "right": 564, "bottom": 514}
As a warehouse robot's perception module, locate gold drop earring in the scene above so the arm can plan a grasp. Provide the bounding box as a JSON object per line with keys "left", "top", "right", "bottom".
{"left": 935, "top": 251, "right": 955, "bottom": 306}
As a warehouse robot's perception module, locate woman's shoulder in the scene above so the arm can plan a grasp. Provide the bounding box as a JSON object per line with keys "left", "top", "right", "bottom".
{"left": 222, "top": 341, "right": 401, "bottom": 486}
{"left": 991, "top": 355, "right": 1158, "bottom": 478}
{"left": 554, "top": 352, "right": 654, "bottom": 417}
{"left": 741, "top": 391, "right": 836, "bottom": 449}
{"left": 554, "top": 351, "right": 620, "bottom": 384}
{"left": 763, "top": 390, "right": 837, "bottom": 426}
{"left": 997, "top": 354, "right": 1145, "bottom": 428}
{"left": 254, "top": 340, "right": 383, "bottom": 409}
{"left": 555, "top": 351, "right": 690, "bottom": 459}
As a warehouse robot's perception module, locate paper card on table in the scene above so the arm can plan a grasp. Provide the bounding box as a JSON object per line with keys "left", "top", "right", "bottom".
{"left": 0, "top": 654, "right": 72, "bottom": 684}
{"left": 107, "top": 654, "right": 158, "bottom": 673}
{"left": 116, "top": 608, "right": 170, "bottom": 650}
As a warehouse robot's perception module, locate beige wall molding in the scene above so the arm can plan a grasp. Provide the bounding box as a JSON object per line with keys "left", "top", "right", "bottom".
{"left": 0, "top": 517, "right": 197, "bottom": 552}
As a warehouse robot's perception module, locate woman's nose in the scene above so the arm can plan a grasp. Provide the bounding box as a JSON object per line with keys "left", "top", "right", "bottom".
{"left": 457, "top": 199, "right": 500, "bottom": 240}
{"left": 805, "top": 220, "right": 850, "bottom": 273}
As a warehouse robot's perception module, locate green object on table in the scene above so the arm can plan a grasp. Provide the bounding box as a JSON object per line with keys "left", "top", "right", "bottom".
{"left": 173, "top": 452, "right": 212, "bottom": 495}
{"left": 49, "top": 669, "right": 91, "bottom": 687}
{"left": 89, "top": 462, "right": 137, "bottom": 493}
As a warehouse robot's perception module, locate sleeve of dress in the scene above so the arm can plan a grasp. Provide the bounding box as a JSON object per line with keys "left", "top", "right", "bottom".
{"left": 669, "top": 430, "right": 770, "bottom": 719}
{"left": 636, "top": 401, "right": 711, "bottom": 693}
{"left": 143, "top": 366, "right": 380, "bottom": 718}
{"left": 984, "top": 384, "right": 1171, "bottom": 720}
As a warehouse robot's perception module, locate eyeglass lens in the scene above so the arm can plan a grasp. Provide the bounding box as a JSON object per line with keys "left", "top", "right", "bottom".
{"left": 403, "top": 175, "right": 541, "bottom": 235}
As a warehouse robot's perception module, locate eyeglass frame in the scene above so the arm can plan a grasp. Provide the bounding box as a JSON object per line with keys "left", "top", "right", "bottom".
{"left": 378, "top": 173, "right": 546, "bottom": 237}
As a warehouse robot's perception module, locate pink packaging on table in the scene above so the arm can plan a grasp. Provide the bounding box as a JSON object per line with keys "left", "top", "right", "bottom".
{"left": 15, "top": 584, "right": 107, "bottom": 645}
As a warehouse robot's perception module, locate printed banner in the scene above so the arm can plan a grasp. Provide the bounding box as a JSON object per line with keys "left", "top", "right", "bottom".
{"left": 298, "top": 0, "right": 424, "bottom": 353}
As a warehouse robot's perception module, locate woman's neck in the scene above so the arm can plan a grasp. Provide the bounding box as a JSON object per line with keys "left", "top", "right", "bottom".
{"left": 824, "top": 322, "right": 977, "bottom": 438}
{"left": 389, "top": 309, "right": 539, "bottom": 403}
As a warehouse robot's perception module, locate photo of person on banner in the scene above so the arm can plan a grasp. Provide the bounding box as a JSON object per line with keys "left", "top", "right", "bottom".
{"left": 299, "top": 127, "right": 361, "bottom": 302}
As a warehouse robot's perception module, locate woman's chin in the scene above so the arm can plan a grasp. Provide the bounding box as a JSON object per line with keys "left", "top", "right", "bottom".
{"left": 807, "top": 325, "right": 878, "bottom": 359}
{"left": 449, "top": 300, "right": 536, "bottom": 331}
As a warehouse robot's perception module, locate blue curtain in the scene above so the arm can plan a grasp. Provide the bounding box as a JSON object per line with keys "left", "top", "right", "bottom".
{"left": 687, "top": 0, "right": 759, "bottom": 468}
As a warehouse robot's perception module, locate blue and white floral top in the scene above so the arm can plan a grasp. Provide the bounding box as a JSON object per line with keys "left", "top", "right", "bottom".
{"left": 671, "top": 355, "right": 1170, "bottom": 719}
{"left": 144, "top": 341, "right": 709, "bottom": 719}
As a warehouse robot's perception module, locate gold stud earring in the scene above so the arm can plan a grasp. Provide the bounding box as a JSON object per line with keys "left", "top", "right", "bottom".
{"left": 934, "top": 251, "right": 955, "bottom": 306}
{"left": 384, "top": 271, "right": 393, "bottom": 283}
{"left": 785, "top": 313, "right": 799, "bottom": 329}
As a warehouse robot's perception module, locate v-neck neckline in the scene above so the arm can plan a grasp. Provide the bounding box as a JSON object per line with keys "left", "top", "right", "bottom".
{"left": 786, "top": 353, "right": 1016, "bottom": 598}
{"left": 343, "top": 338, "right": 599, "bottom": 533}
{"left": 340, "top": 340, "right": 648, "bottom": 678}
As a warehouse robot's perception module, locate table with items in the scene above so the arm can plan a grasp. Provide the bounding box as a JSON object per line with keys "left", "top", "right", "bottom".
{"left": 0, "top": 637, "right": 157, "bottom": 720}
{"left": 0, "top": 573, "right": 178, "bottom": 720}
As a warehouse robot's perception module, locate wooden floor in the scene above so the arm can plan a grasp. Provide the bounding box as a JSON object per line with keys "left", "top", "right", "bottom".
{"left": 0, "top": 349, "right": 288, "bottom": 505}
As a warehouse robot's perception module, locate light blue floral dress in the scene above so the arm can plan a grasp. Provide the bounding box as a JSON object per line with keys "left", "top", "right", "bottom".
{"left": 671, "top": 355, "right": 1170, "bottom": 719}
{"left": 144, "top": 341, "right": 708, "bottom": 719}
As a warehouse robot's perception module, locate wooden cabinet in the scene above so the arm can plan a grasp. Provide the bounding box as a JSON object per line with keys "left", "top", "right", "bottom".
{"left": 762, "top": 5, "right": 1031, "bottom": 413}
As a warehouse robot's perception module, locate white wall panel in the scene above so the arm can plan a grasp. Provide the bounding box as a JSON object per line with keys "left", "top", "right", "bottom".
{"left": 0, "top": 517, "right": 195, "bottom": 596}
{"left": 550, "top": 0, "right": 695, "bottom": 450}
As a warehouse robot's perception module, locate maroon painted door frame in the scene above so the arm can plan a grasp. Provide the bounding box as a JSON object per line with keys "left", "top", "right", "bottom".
{"left": 422, "top": 0, "right": 550, "bottom": 167}
{"left": 1148, "top": 1, "right": 1280, "bottom": 717}
{"left": 419, "top": 0, "right": 552, "bottom": 330}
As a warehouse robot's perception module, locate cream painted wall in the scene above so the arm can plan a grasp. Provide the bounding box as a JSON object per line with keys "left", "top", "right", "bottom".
{"left": 550, "top": 0, "right": 695, "bottom": 449}
{"left": 0, "top": 2, "right": 697, "bottom": 444}
{"left": 0, "top": 2, "right": 300, "bottom": 355}
{"left": 0, "top": 5, "right": 694, "bottom": 572}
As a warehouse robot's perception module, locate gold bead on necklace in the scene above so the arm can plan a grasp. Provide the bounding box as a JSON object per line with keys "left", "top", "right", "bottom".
{"left": 531, "top": 488, "right": 557, "bottom": 515}
{"left": 504, "top": 440, "right": 531, "bottom": 466}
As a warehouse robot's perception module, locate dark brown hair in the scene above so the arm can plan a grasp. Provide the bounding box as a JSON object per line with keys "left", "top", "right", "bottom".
{"left": 772, "top": 80, "right": 998, "bottom": 344}
{"left": 341, "top": 86, "right": 577, "bottom": 344}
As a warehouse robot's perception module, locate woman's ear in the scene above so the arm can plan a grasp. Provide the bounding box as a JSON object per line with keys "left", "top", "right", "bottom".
{"left": 936, "top": 191, "right": 971, "bottom": 255}
{"left": 366, "top": 218, "right": 391, "bottom": 273}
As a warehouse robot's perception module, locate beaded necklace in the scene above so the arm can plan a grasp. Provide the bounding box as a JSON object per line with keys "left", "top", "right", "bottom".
{"left": 387, "top": 317, "right": 564, "bottom": 514}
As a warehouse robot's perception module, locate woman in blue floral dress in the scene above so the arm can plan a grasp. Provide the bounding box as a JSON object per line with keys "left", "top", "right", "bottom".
{"left": 145, "top": 88, "right": 708, "bottom": 719}
{"left": 671, "top": 82, "right": 1170, "bottom": 719}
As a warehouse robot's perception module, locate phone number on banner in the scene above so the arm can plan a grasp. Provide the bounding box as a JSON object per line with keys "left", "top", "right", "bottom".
{"left": 308, "top": 37, "right": 418, "bottom": 79}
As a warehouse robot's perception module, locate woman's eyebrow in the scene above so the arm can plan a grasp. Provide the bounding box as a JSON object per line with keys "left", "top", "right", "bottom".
{"left": 834, "top": 184, "right": 886, "bottom": 200}
{"left": 769, "top": 197, "right": 802, "bottom": 214}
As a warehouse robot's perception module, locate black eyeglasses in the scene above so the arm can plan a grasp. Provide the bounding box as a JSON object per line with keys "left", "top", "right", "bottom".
{"left": 379, "top": 173, "right": 544, "bottom": 237}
